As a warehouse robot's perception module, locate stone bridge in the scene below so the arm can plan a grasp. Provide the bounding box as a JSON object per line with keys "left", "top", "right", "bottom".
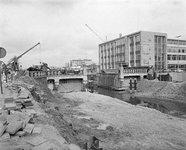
{"left": 28, "top": 70, "right": 87, "bottom": 91}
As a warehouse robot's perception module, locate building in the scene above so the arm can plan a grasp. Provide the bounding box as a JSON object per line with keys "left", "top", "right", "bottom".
{"left": 99, "top": 31, "right": 167, "bottom": 71}
{"left": 70, "top": 59, "right": 94, "bottom": 68}
{"left": 167, "top": 39, "right": 186, "bottom": 71}
{"left": 98, "top": 31, "right": 186, "bottom": 90}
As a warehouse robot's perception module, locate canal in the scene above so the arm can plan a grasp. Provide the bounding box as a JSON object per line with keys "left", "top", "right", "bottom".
{"left": 96, "top": 87, "right": 186, "bottom": 118}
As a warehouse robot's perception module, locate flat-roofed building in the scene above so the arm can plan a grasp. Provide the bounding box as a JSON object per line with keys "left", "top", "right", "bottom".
{"left": 99, "top": 31, "right": 167, "bottom": 71}
{"left": 167, "top": 39, "right": 186, "bottom": 71}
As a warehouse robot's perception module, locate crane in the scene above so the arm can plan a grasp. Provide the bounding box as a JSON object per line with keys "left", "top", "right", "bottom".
{"left": 85, "top": 24, "right": 105, "bottom": 42}
{"left": 7, "top": 42, "right": 40, "bottom": 71}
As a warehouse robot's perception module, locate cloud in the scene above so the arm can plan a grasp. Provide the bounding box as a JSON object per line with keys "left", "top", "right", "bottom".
{"left": 0, "top": 0, "right": 31, "bottom": 5}
{"left": 43, "top": 0, "right": 78, "bottom": 7}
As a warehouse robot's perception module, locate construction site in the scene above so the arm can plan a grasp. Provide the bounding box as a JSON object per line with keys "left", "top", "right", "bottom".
{"left": 0, "top": 72, "right": 186, "bottom": 150}
{"left": 0, "top": 42, "right": 185, "bottom": 150}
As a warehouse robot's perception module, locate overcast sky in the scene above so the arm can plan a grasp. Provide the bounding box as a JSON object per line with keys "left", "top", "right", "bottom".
{"left": 0, "top": 0, "right": 186, "bottom": 68}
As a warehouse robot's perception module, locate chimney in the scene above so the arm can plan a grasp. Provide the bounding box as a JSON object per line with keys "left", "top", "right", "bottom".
{"left": 119, "top": 33, "right": 122, "bottom": 37}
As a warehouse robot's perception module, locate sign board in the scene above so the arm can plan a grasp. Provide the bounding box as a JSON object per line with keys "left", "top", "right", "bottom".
{"left": 0, "top": 47, "right": 6, "bottom": 58}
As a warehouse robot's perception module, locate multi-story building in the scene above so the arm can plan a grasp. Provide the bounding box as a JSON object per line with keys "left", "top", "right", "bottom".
{"left": 98, "top": 31, "right": 186, "bottom": 90}
{"left": 167, "top": 39, "right": 186, "bottom": 70}
{"left": 99, "top": 31, "right": 169, "bottom": 71}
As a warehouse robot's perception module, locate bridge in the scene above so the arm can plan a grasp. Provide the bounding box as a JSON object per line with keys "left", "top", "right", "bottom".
{"left": 28, "top": 70, "right": 87, "bottom": 91}
{"left": 98, "top": 66, "right": 148, "bottom": 91}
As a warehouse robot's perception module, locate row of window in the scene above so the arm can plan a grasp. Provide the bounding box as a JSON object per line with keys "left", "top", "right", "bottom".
{"left": 167, "top": 48, "right": 186, "bottom": 53}
{"left": 168, "top": 41, "right": 186, "bottom": 45}
{"left": 167, "top": 55, "right": 186, "bottom": 60}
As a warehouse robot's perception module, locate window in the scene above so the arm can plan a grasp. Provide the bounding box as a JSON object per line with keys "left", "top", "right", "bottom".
{"left": 178, "top": 55, "right": 181, "bottom": 60}
{"left": 172, "top": 55, "right": 177, "bottom": 60}
{"left": 155, "top": 36, "right": 157, "bottom": 43}
{"left": 130, "top": 37, "right": 134, "bottom": 44}
{"left": 135, "top": 35, "right": 140, "bottom": 42}
{"left": 168, "top": 55, "right": 171, "bottom": 60}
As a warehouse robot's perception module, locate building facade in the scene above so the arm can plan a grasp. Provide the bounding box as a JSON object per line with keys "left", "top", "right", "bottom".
{"left": 99, "top": 31, "right": 169, "bottom": 71}
{"left": 167, "top": 39, "right": 186, "bottom": 70}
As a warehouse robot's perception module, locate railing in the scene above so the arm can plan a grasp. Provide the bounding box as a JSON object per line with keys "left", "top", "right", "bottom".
{"left": 123, "top": 68, "right": 147, "bottom": 74}
{"left": 29, "top": 70, "right": 83, "bottom": 78}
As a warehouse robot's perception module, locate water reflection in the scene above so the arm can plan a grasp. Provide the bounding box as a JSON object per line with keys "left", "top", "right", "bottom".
{"left": 96, "top": 87, "right": 186, "bottom": 118}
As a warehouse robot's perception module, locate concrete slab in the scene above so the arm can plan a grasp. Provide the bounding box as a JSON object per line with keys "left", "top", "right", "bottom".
{"left": 4, "top": 103, "right": 16, "bottom": 110}
{"left": 26, "top": 109, "right": 37, "bottom": 116}
{"left": 6, "top": 121, "right": 23, "bottom": 135}
{"left": 23, "top": 99, "right": 32, "bottom": 103}
{"left": 27, "top": 136, "right": 47, "bottom": 146}
{"left": 4, "top": 97, "right": 14, "bottom": 103}
{"left": 24, "top": 123, "right": 35, "bottom": 134}
{"left": 32, "top": 126, "right": 42, "bottom": 134}
{"left": 31, "top": 141, "right": 54, "bottom": 150}
{"left": 0, "top": 133, "right": 10, "bottom": 142}
{"left": 7, "top": 113, "right": 21, "bottom": 123}
{"left": 69, "top": 144, "right": 81, "bottom": 150}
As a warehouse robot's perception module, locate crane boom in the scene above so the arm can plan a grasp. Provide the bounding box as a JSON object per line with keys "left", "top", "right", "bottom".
{"left": 17, "top": 42, "right": 40, "bottom": 60}
{"left": 85, "top": 24, "right": 105, "bottom": 42}
{"left": 7, "top": 42, "right": 40, "bottom": 67}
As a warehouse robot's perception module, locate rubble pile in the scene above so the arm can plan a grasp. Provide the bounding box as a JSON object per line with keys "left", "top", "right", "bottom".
{"left": 137, "top": 79, "right": 186, "bottom": 102}
{"left": 0, "top": 89, "right": 43, "bottom": 149}
{"left": 0, "top": 79, "right": 80, "bottom": 150}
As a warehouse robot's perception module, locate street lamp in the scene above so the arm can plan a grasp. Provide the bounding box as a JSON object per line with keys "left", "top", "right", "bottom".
{"left": 175, "top": 35, "right": 181, "bottom": 71}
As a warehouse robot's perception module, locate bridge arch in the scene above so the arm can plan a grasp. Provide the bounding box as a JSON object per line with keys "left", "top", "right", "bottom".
{"left": 47, "top": 79, "right": 55, "bottom": 90}
{"left": 58, "top": 78, "right": 83, "bottom": 92}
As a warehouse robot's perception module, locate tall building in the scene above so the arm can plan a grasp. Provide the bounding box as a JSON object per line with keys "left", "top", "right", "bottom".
{"left": 99, "top": 31, "right": 168, "bottom": 71}
{"left": 167, "top": 39, "right": 186, "bottom": 70}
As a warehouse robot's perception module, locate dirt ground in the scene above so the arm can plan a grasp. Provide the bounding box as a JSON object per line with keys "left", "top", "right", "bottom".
{"left": 2, "top": 76, "right": 186, "bottom": 150}
{"left": 136, "top": 79, "right": 186, "bottom": 102}
{"left": 62, "top": 92, "right": 186, "bottom": 150}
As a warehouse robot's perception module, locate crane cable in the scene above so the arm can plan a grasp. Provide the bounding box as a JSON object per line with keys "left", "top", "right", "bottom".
{"left": 85, "top": 24, "right": 105, "bottom": 42}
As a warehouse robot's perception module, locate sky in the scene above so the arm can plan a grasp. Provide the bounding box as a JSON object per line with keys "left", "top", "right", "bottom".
{"left": 0, "top": 0, "right": 186, "bottom": 68}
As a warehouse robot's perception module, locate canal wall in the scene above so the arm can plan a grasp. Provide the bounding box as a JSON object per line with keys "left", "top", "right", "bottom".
{"left": 98, "top": 73, "right": 124, "bottom": 90}
{"left": 136, "top": 79, "right": 186, "bottom": 102}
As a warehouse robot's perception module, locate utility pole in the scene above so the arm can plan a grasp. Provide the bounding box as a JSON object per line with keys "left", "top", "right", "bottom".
{"left": 85, "top": 24, "right": 105, "bottom": 42}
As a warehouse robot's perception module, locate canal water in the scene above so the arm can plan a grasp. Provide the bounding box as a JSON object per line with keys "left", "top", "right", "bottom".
{"left": 96, "top": 87, "right": 186, "bottom": 118}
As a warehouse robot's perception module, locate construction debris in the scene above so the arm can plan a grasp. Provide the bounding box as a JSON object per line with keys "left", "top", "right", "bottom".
{"left": 0, "top": 76, "right": 83, "bottom": 150}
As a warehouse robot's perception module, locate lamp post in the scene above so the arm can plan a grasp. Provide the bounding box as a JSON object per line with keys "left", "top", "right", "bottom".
{"left": 175, "top": 35, "right": 181, "bottom": 71}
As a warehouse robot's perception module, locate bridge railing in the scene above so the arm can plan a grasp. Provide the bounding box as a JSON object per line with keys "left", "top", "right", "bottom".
{"left": 46, "top": 70, "right": 83, "bottom": 76}
{"left": 123, "top": 68, "right": 148, "bottom": 74}
{"left": 28, "top": 70, "right": 83, "bottom": 78}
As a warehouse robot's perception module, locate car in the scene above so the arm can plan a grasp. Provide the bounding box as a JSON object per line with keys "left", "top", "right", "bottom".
{"left": 175, "top": 69, "right": 183, "bottom": 72}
